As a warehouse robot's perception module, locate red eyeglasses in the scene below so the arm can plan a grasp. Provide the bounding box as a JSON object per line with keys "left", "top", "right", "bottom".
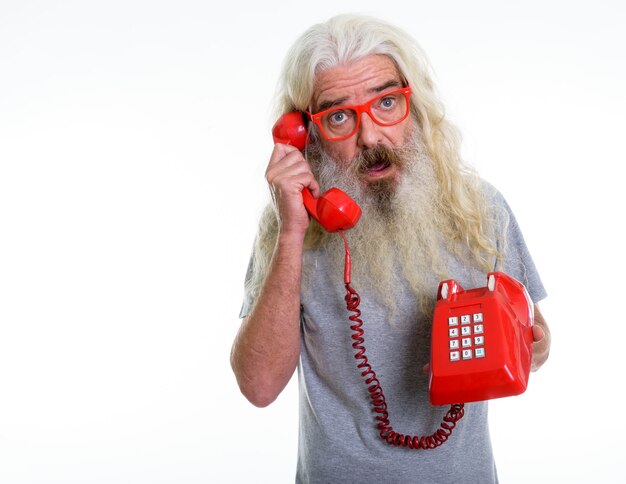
{"left": 307, "top": 86, "right": 412, "bottom": 141}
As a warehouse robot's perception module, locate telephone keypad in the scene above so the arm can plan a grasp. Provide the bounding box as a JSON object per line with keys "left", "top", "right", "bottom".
{"left": 448, "top": 312, "right": 486, "bottom": 361}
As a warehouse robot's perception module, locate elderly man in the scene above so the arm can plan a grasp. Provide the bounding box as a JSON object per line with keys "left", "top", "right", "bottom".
{"left": 231, "top": 14, "right": 550, "bottom": 483}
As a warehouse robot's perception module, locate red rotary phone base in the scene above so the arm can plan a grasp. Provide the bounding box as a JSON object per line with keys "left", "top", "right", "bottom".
{"left": 429, "top": 272, "right": 535, "bottom": 405}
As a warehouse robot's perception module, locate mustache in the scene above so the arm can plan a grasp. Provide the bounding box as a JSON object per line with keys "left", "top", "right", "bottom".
{"left": 350, "top": 144, "right": 408, "bottom": 176}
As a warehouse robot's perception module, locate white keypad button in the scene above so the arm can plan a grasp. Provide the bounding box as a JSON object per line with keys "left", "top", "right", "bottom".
{"left": 474, "top": 336, "right": 484, "bottom": 346}
{"left": 461, "top": 326, "right": 471, "bottom": 336}
{"left": 449, "top": 339, "right": 460, "bottom": 349}
{"left": 473, "top": 313, "right": 483, "bottom": 323}
{"left": 448, "top": 317, "right": 459, "bottom": 326}
{"left": 462, "top": 349, "right": 472, "bottom": 360}
{"left": 462, "top": 337, "right": 472, "bottom": 348}
{"left": 461, "top": 315, "right": 471, "bottom": 325}
{"left": 475, "top": 348, "right": 486, "bottom": 358}
{"left": 474, "top": 324, "right": 484, "bottom": 334}
{"left": 449, "top": 328, "right": 459, "bottom": 338}
{"left": 450, "top": 351, "right": 460, "bottom": 361}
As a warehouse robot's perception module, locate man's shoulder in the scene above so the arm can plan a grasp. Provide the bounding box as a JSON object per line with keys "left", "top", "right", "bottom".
{"left": 478, "top": 178, "right": 503, "bottom": 203}
{"left": 478, "top": 179, "right": 514, "bottom": 215}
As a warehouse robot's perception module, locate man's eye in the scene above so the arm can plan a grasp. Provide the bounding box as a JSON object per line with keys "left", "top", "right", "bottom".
{"left": 380, "top": 97, "right": 395, "bottom": 109}
{"left": 329, "top": 111, "right": 348, "bottom": 124}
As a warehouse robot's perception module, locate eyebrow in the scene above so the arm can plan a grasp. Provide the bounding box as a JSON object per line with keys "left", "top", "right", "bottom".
{"left": 317, "top": 96, "right": 349, "bottom": 113}
{"left": 368, "top": 79, "right": 402, "bottom": 94}
{"left": 315, "top": 79, "right": 402, "bottom": 113}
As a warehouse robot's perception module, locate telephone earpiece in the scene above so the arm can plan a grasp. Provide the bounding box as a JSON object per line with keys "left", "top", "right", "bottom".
{"left": 271, "top": 111, "right": 310, "bottom": 151}
{"left": 272, "top": 112, "right": 362, "bottom": 232}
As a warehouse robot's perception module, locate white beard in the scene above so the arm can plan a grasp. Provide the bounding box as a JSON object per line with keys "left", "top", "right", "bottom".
{"left": 303, "top": 128, "right": 451, "bottom": 319}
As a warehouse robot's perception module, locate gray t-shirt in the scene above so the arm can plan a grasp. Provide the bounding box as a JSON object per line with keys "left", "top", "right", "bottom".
{"left": 240, "top": 189, "right": 546, "bottom": 484}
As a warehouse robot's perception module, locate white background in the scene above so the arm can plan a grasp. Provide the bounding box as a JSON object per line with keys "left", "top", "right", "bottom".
{"left": 1, "top": 1, "right": 625, "bottom": 483}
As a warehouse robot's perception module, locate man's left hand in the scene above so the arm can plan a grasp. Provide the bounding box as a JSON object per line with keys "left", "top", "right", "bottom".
{"left": 531, "top": 304, "right": 550, "bottom": 372}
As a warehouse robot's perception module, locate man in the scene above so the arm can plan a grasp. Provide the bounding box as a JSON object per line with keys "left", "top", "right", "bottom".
{"left": 231, "top": 14, "right": 550, "bottom": 483}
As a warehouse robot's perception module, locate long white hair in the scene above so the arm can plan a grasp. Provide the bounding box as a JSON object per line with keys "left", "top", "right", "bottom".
{"left": 247, "top": 14, "right": 504, "bottom": 311}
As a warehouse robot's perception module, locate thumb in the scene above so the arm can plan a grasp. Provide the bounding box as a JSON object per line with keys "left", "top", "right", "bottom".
{"left": 308, "top": 178, "right": 321, "bottom": 199}
{"left": 532, "top": 325, "right": 545, "bottom": 342}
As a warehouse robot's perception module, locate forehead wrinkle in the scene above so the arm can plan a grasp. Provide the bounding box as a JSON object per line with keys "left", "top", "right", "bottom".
{"left": 311, "top": 56, "right": 402, "bottom": 112}
{"left": 316, "top": 79, "right": 402, "bottom": 112}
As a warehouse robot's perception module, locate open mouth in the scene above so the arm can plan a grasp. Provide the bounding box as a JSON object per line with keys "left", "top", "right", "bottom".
{"left": 363, "top": 160, "right": 393, "bottom": 178}
{"left": 354, "top": 145, "right": 401, "bottom": 179}
{"left": 368, "top": 160, "right": 391, "bottom": 173}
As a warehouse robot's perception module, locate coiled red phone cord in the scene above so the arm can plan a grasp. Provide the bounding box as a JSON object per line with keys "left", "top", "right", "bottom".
{"left": 338, "top": 230, "right": 465, "bottom": 449}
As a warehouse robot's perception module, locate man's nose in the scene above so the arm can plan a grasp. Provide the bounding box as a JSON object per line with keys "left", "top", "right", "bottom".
{"left": 356, "top": 112, "right": 382, "bottom": 149}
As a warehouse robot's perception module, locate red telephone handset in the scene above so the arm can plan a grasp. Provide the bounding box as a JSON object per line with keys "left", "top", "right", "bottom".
{"left": 429, "top": 272, "right": 535, "bottom": 405}
{"left": 272, "top": 112, "right": 362, "bottom": 232}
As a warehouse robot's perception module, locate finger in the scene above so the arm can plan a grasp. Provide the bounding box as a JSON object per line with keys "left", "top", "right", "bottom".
{"left": 267, "top": 162, "right": 315, "bottom": 190}
{"left": 268, "top": 142, "right": 301, "bottom": 167}
{"left": 267, "top": 150, "right": 306, "bottom": 176}
{"left": 308, "top": 177, "right": 321, "bottom": 198}
{"left": 273, "top": 141, "right": 300, "bottom": 155}
{"left": 422, "top": 363, "right": 430, "bottom": 375}
{"left": 266, "top": 144, "right": 319, "bottom": 198}
{"left": 268, "top": 173, "right": 319, "bottom": 202}
{"left": 532, "top": 325, "right": 545, "bottom": 342}
{"left": 266, "top": 157, "right": 312, "bottom": 189}
{"left": 268, "top": 154, "right": 319, "bottom": 196}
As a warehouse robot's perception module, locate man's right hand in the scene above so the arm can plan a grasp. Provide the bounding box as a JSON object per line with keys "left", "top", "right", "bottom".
{"left": 265, "top": 143, "right": 320, "bottom": 238}
{"left": 232, "top": 143, "right": 315, "bottom": 407}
